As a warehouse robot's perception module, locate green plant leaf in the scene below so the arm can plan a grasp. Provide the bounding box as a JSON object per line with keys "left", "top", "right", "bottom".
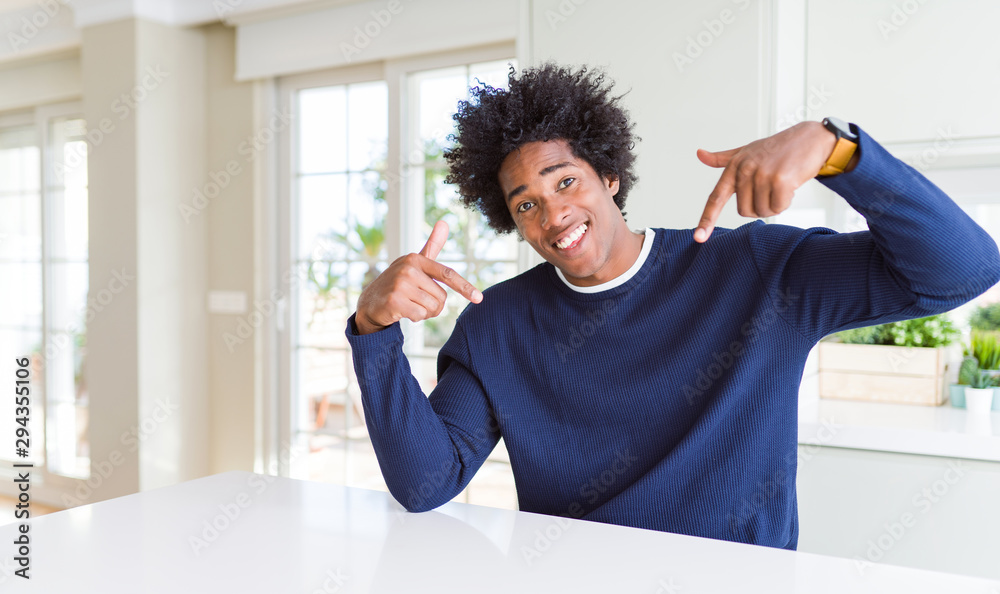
{"left": 831, "top": 314, "right": 958, "bottom": 348}
{"left": 968, "top": 330, "right": 1000, "bottom": 370}
{"left": 969, "top": 302, "right": 1000, "bottom": 332}
{"left": 958, "top": 356, "right": 980, "bottom": 386}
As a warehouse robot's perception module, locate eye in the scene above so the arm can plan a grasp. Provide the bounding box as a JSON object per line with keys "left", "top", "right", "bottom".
{"left": 516, "top": 201, "right": 534, "bottom": 213}
{"left": 559, "top": 177, "right": 575, "bottom": 189}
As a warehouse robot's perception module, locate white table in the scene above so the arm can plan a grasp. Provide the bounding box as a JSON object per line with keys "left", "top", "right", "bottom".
{"left": 2, "top": 471, "right": 998, "bottom": 593}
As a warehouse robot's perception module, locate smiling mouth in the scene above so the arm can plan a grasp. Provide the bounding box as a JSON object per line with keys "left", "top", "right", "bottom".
{"left": 554, "top": 222, "right": 588, "bottom": 250}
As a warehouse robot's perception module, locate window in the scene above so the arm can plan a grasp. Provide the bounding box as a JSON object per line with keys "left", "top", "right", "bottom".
{"left": 0, "top": 122, "right": 43, "bottom": 470}
{"left": 0, "top": 104, "right": 90, "bottom": 484}
{"left": 291, "top": 76, "right": 390, "bottom": 482}
{"left": 401, "top": 60, "right": 520, "bottom": 392}
{"left": 276, "top": 46, "right": 521, "bottom": 509}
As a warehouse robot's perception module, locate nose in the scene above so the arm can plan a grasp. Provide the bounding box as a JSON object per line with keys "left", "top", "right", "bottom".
{"left": 540, "top": 196, "right": 572, "bottom": 230}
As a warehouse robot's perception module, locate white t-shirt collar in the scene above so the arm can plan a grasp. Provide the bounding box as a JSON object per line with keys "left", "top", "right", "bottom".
{"left": 555, "top": 228, "right": 655, "bottom": 293}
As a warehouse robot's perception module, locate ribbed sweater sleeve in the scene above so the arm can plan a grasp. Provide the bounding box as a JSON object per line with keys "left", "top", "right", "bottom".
{"left": 345, "top": 314, "right": 501, "bottom": 512}
{"left": 747, "top": 124, "right": 1000, "bottom": 344}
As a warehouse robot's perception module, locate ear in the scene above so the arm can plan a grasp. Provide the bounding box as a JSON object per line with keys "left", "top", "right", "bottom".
{"left": 604, "top": 173, "right": 620, "bottom": 197}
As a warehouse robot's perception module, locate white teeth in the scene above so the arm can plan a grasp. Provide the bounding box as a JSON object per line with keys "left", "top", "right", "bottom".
{"left": 555, "top": 223, "right": 587, "bottom": 249}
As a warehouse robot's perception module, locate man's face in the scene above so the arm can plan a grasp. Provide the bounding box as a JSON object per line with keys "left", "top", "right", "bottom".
{"left": 498, "top": 138, "right": 627, "bottom": 286}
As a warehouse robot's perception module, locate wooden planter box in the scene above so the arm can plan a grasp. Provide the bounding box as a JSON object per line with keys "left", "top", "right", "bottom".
{"left": 817, "top": 343, "right": 956, "bottom": 406}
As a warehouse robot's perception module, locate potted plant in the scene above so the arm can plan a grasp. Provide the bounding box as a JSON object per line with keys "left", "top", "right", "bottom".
{"left": 818, "top": 314, "right": 961, "bottom": 406}
{"left": 949, "top": 329, "right": 1000, "bottom": 410}
{"left": 966, "top": 303, "right": 1000, "bottom": 411}
{"left": 949, "top": 330, "right": 1000, "bottom": 408}
{"left": 958, "top": 356, "right": 999, "bottom": 414}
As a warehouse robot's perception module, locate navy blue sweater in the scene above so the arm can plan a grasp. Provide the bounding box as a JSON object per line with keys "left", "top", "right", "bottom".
{"left": 345, "top": 126, "right": 1000, "bottom": 550}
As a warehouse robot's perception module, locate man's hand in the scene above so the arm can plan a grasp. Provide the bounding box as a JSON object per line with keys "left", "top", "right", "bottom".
{"left": 354, "top": 220, "right": 483, "bottom": 335}
{"left": 693, "top": 120, "right": 855, "bottom": 243}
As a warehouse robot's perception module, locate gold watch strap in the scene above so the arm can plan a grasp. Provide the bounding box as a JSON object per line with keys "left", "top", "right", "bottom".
{"left": 818, "top": 136, "right": 857, "bottom": 176}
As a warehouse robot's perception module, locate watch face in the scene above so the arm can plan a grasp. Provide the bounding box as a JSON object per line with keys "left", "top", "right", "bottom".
{"left": 824, "top": 116, "right": 858, "bottom": 142}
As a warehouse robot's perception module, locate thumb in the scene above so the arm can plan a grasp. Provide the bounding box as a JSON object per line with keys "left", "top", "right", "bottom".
{"left": 697, "top": 147, "right": 741, "bottom": 168}
{"left": 420, "top": 220, "right": 448, "bottom": 260}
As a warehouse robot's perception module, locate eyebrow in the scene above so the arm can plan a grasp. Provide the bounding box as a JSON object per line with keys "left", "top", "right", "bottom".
{"left": 506, "top": 162, "right": 573, "bottom": 203}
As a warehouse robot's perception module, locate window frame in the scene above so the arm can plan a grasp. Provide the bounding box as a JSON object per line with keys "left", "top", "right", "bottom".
{"left": 0, "top": 99, "right": 91, "bottom": 505}
{"left": 271, "top": 43, "right": 525, "bottom": 477}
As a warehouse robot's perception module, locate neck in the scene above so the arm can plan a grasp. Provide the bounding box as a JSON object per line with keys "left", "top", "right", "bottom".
{"left": 566, "top": 223, "right": 645, "bottom": 287}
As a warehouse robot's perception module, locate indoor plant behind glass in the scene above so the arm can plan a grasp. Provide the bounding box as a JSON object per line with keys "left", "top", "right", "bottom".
{"left": 818, "top": 314, "right": 961, "bottom": 406}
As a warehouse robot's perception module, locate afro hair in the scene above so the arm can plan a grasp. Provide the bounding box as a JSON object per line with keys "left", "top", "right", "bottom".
{"left": 443, "top": 62, "right": 639, "bottom": 235}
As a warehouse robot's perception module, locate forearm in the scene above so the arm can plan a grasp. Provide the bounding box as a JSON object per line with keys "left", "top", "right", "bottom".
{"left": 346, "top": 314, "right": 497, "bottom": 512}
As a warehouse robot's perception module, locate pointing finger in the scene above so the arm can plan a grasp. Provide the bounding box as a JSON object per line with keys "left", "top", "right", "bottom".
{"left": 420, "top": 258, "right": 483, "bottom": 304}
{"left": 695, "top": 160, "right": 738, "bottom": 242}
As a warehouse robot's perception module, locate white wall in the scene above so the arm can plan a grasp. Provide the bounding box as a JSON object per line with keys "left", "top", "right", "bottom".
{"left": 805, "top": 0, "right": 1000, "bottom": 144}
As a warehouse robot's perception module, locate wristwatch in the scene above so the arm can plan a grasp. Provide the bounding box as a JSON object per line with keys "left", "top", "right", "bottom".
{"left": 817, "top": 117, "right": 858, "bottom": 176}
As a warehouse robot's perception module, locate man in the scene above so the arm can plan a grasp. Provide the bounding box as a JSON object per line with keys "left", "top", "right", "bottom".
{"left": 346, "top": 63, "right": 999, "bottom": 550}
